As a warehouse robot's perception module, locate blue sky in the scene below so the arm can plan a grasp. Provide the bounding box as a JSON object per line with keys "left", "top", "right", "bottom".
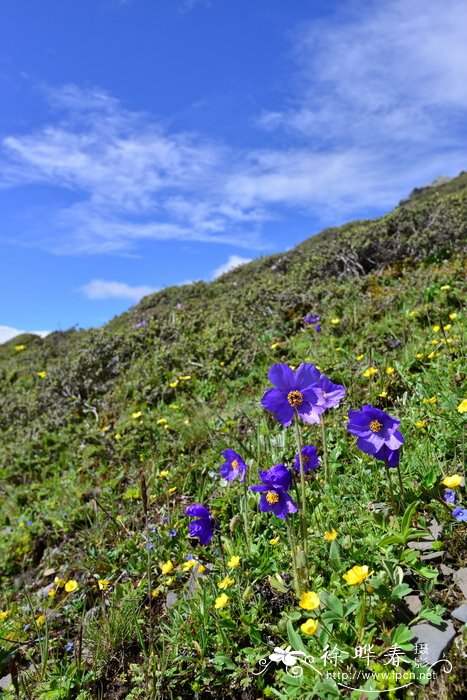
{"left": 1, "top": 0, "right": 466, "bottom": 340}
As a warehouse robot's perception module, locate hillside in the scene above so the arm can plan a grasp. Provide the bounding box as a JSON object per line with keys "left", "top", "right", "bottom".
{"left": 0, "top": 175, "right": 466, "bottom": 699}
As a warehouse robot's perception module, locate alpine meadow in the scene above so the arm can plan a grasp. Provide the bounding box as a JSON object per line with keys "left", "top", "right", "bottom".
{"left": 0, "top": 173, "right": 466, "bottom": 699}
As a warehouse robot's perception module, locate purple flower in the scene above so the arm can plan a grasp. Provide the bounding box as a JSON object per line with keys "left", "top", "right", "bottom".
{"left": 315, "top": 324, "right": 321, "bottom": 333}
{"left": 135, "top": 320, "right": 148, "bottom": 328}
{"left": 185, "top": 504, "right": 217, "bottom": 545}
{"left": 444, "top": 489, "right": 456, "bottom": 504}
{"left": 220, "top": 448, "right": 247, "bottom": 483}
{"left": 304, "top": 313, "right": 320, "bottom": 324}
{"left": 261, "top": 363, "right": 325, "bottom": 427}
{"left": 452, "top": 506, "right": 467, "bottom": 522}
{"left": 347, "top": 405, "right": 404, "bottom": 456}
{"left": 317, "top": 374, "right": 346, "bottom": 409}
{"left": 169, "top": 529, "right": 177, "bottom": 537}
{"left": 250, "top": 465, "right": 298, "bottom": 519}
{"left": 66, "top": 641, "right": 74, "bottom": 652}
{"left": 294, "top": 445, "right": 320, "bottom": 473}
{"left": 373, "top": 444, "right": 400, "bottom": 468}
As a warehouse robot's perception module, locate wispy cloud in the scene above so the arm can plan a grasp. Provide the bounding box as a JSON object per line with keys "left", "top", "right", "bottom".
{"left": 1, "top": 0, "right": 466, "bottom": 257}
{"left": 0, "top": 325, "right": 50, "bottom": 344}
{"left": 212, "top": 254, "right": 252, "bottom": 279}
{"left": 80, "top": 279, "right": 157, "bottom": 301}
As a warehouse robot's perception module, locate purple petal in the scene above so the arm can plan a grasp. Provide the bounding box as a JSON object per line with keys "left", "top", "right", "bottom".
{"left": 268, "top": 364, "right": 295, "bottom": 391}
{"left": 357, "top": 436, "right": 382, "bottom": 455}
{"left": 185, "top": 504, "right": 211, "bottom": 519}
{"left": 294, "top": 363, "right": 321, "bottom": 390}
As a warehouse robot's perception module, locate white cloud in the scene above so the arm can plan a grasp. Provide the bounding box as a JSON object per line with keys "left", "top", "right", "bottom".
{"left": 212, "top": 254, "right": 252, "bottom": 279}
{"left": 80, "top": 279, "right": 157, "bottom": 301}
{"left": 0, "top": 325, "right": 50, "bottom": 344}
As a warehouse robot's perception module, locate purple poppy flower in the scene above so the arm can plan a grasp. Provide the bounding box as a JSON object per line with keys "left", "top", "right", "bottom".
{"left": 185, "top": 504, "right": 217, "bottom": 545}
{"left": 220, "top": 448, "right": 247, "bottom": 483}
{"left": 294, "top": 445, "right": 320, "bottom": 473}
{"left": 304, "top": 313, "right": 320, "bottom": 324}
{"left": 347, "top": 405, "right": 404, "bottom": 456}
{"left": 452, "top": 506, "right": 467, "bottom": 522}
{"left": 444, "top": 489, "right": 456, "bottom": 504}
{"left": 317, "top": 374, "right": 346, "bottom": 409}
{"left": 373, "top": 444, "right": 400, "bottom": 468}
{"left": 261, "top": 363, "right": 325, "bottom": 427}
{"left": 250, "top": 465, "right": 298, "bottom": 520}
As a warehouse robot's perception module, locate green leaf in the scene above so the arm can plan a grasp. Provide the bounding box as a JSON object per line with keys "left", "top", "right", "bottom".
{"left": 268, "top": 574, "right": 289, "bottom": 593}
{"left": 401, "top": 500, "right": 419, "bottom": 536}
{"left": 286, "top": 619, "right": 308, "bottom": 654}
{"left": 329, "top": 540, "right": 342, "bottom": 570}
{"left": 417, "top": 608, "right": 443, "bottom": 625}
{"left": 322, "top": 592, "right": 344, "bottom": 618}
{"left": 390, "top": 623, "right": 414, "bottom": 651}
{"left": 390, "top": 583, "right": 413, "bottom": 600}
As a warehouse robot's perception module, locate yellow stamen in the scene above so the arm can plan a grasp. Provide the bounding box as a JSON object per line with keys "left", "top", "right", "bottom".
{"left": 287, "top": 390, "right": 304, "bottom": 407}
{"left": 266, "top": 491, "right": 279, "bottom": 504}
{"left": 231, "top": 459, "right": 239, "bottom": 470}
{"left": 369, "top": 420, "right": 383, "bottom": 433}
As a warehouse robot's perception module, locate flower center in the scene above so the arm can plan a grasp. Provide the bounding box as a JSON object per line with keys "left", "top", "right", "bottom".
{"left": 266, "top": 491, "right": 280, "bottom": 504}
{"left": 369, "top": 420, "right": 383, "bottom": 433}
{"left": 287, "top": 390, "right": 304, "bottom": 407}
{"left": 303, "top": 455, "right": 309, "bottom": 463}
{"left": 231, "top": 459, "right": 239, "bottom": 470}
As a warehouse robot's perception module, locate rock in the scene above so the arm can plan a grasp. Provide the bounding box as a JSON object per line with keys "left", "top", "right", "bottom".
{"left": 420, "top": 550, "right": 444, "bottom": 563}
{"left": 411, "top": 621, "right": 456, "bottom": 666}
{"left": 0, "top": 675, "right": 12, "bottom": 690}
{"left": 427, "top": 518, "right": 443, "bottom": 540}
{"left": 440, "top": 564, "right": 455, "bottom": 577}
{"left": 451, "top": 604, "right": 467, "bottom": 623}
{"left": 453, "top": 568, "right": 467, "bottom": 598}
{"left": 38, "top": 582, "right": 55, "bottom": 598}
{"left": 404, "top": 595, "right": 423, "bottom": 615}
{"left": 166, "top": 591, "right": 178, "bottom": 609}
{"left": 408, "top": 538, "right": 435, "bottom": 552}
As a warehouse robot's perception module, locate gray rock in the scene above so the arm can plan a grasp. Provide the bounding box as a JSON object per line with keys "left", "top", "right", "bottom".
{"left": 166, "top": 591, "right": 178, "bottom": 609}
{"left": 0, "top": 675, "right": 12, "bottom": 690}
{"left": 453, "top": 568, "right": 467, "bottom": 598}
{"left": 440, "top": 564, "right": 455, "bottom": 577}
{"left": 420, "top": 550, "right": 444, "bottom": 562}
{"left": 411, "top": 621, "right": 456, "bottom": 666}
{"left": 427, "top": 519, "right": 443, "bottom": 540}
{"left": 404, "top": 595, "right": 423, "bottom": 615}
{"left": 451, "top": 604, "right": 467, "bottom": 623}
{"left": 408, "top": 538, "right": 435, "bottom": 552}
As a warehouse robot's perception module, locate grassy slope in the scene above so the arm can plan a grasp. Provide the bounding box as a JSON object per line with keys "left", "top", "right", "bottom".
{"left": 0, "top": 176, "right": 466, "bottom": 699}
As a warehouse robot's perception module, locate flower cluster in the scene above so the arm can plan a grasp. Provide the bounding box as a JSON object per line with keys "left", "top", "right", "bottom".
{"left": 250, "top": 465, "right": 298, "bottom": 520}
{"left": 347, "top": 404, "right": 404, "bottom": 468}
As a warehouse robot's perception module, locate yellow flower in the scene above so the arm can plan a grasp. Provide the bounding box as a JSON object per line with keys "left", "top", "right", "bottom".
{"left": 169, "top": 380, "right": 179, "bottom": 388}
{"left": 219, "top": 361, "right": 225, "bottom": 366}
{"left": 415, "top": 420, "right": 427, "bottom": 429}
{"left": 408, "top": 310, "right": 419, "bottom": 317}
{"left": 161, "top": 560, "right": 174, "bottom": 575}
{"left": 179, "top": 375, "right": 192, "bottom": 381}
{"left": 298, "top": 591, "right": 320, "bottom": 610}
{"left": 165, "top": 577, "right": 174, "bottom": 586}
{"left": 270, "top": 342, "right": 281, "bottom": 349}
{"left": 449, "top": 313, "right": 457, "bottom": 320}
{"left": 457, "top": 399, "right": 467, "bottom": 414}
{"left": 151, "top": 589, "right": 160, "bottom": 598}
{"left": 98, "top": 579, "right": 110, "bottom": 591}
{"left": 167, "top": 487, "right": 177, "bottom": 494}
{"left": 157, "top": 418, "right": 168, "bottom": 425}
{"left": 334, "top": 347, "right": 342, "bottom": 352}
{"left": 37, "top": 371, "right": 47, "bottom": 379}
{"left": 158, "top": 470, "right": 169, "bottom": 478}
{"left": 36, "top": 615, "right": 46, "bottom": 626}
{"left": 131, "top": 411, "right": 142, "bottom": 419}
{"left": 217, "top": 577, "right": 235, "bottom": 590}
{"left": 362, "top": 367, "right": 378, "bottom": 378}
{"left": 182, "top": 559, "right": 197, "bottom": 571}
{"left": 169, "top": 404, "right": 179, "bottom": 410}
{"left": 385, "top": 367, "right": 395, "bottom": 375}
{"left": 300, "top": 619, "right": 319, "bottom": 635}
{"left": 441, "top": 474, "right": 463, "bottom": 489}
{"left": 214, "top": 593, "right": 229, "bottom": 609}
{"left": 269, "top": 536, "right": 280, "bottom": 545}
{"left": 183, "top": 419, "right": 190, "bottom": 425}
{"left": 343, "top": 565, "right": 370, "bottom": 585}
{"left": 0, "top": 611, "right": 10, "bottom": 620}
{"left": 197, "top": 564, "right": 206, "bottom": 574}
{"left": 427, "top": 351, "right": 437, "bottom": 359}
{"left": 356, "top": 354, "right": 365, "bottom": 361}
{"left": 443, "top": 324, "right": 452, "bottom": 331}
{"left": 227, "top": 555, "right": 240, "bottom": 568}
{"left": 440, "top": 284, "right": 451, "bottom": 290}
{"left": 48, "top": 589, "right": 56, "bottom": 597}
{"left": 54, "top": 577, "right": 66, "bottom": 588}
{"left": 422, "top": 396, "right": 437, "bottom": 404}
{"left": 15, "top": 344, "right": 26, "bottom": 351}
{"left": 331, "top": 318, "right": 340, "bottom": 325}
{"left": 324, "top": 528, "right": 338, "bottom": 541}
{"left": 65, "top": 580, "right": 79, "bottom": 593}
{"left": 378, "top": 391, "right": 388, "bottom": 398}
{"left": 115, "top": 432, "right": 122, "bottom": 441}
{"left": 432, "top": 325, "right": 440, "bottom": 333}
{"left": 415, "top": 353, "right": 424, "bottom": 359}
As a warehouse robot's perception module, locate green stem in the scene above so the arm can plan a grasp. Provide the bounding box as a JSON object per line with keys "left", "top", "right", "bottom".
{"left": 217, "top": 533, "right": 227, "bottom": 576}
{"left": 241, "top": 478, "right": 252, "bottom": 556}
{"left": 385, "top": 465, "right": 397, "bottom": 512}
{"left": 320, "top": 415, "right": 330, "bottom": 484}
{"left": 396, "top": 464, "right": 404, "bottom": 495}
{"left": 286, "top": 518, "right": 301, "bottom": 596}
{"left": 294, "top": 413, "right": 308, "bottom": 557}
